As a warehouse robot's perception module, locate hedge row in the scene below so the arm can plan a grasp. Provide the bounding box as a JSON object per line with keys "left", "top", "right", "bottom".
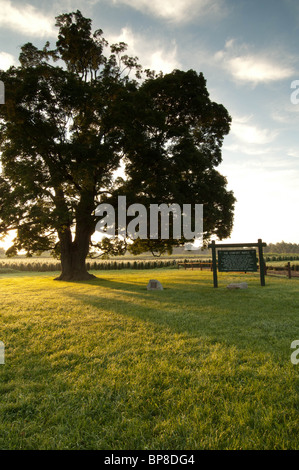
{"left": 87, "top": 260, "right": 177, "bottom": 271}
{"left": 265, "top": 255, "right": 299, "bottom": 262}
{"left": 0, "top": 259, "right": 177, "bottom": 272}
{"left": 2, "top": 257, "right": 298, "bottom": 273}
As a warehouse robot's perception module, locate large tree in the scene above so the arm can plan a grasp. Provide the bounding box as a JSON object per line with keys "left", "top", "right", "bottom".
{"left": 0, "top": 10, "right": 235, "bottom": 281}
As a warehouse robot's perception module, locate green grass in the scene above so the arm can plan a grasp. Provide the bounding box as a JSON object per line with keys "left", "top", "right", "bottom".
{"left": 0, "top": 269, "right": 298, "bottom": 450}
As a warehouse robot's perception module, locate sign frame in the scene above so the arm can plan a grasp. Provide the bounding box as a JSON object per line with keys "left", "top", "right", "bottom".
{"left": 208, "top": 239, "right": 267, "bottom": 288}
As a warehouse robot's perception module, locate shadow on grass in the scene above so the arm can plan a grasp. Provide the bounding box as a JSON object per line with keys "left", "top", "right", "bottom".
{"left": 63, "top": 273, "right": 299, "bottom": 357}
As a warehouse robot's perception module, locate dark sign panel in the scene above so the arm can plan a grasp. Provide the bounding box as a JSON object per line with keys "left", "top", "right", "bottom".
{"left": 218, "top": 249, "right": 257, "bottom": 272}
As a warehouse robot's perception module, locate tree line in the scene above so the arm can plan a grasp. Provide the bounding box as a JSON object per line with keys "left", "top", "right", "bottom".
{"left": 263, "top": 241, "right": 299, "bottom": 254}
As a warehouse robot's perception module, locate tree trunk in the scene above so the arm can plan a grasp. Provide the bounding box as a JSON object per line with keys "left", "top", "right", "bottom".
{"left": 55, "top": 250, "right": 95, "bottom": 281}
{"left": 54, "top": 225, "right": 96, "bottom": 281}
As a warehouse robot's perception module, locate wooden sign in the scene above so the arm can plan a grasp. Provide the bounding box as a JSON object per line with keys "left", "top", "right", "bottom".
{"left": 208, "top": 239, "right": 266, "bottom": 288}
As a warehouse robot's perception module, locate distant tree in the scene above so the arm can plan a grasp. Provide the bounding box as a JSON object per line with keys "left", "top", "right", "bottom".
{"left": 0, "top": 10, "right": 235, "bottom": 280}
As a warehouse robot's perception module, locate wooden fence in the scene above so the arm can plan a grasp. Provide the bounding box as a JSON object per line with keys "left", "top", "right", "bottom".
{"left": 177, "top": 261, "right": 213, "bottom": 270}
{"left": 177, "top": 260, "right": 299, "bottom": 279}
{"left": 265, "top": 262, "right": 299, "bottom": 279}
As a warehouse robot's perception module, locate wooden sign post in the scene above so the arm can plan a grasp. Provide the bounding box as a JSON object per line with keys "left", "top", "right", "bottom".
{"left": 208, "top": 239, "right": 267, "bottom": 288}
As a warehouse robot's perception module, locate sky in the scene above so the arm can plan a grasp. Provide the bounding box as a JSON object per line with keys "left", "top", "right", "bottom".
{"left": 0, "top": 0, "right": 299, "bottom": 246}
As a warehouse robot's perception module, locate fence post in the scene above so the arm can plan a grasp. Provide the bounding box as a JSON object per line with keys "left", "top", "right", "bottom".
{"left": 211, "top": 241, "right": 218, "bottom": 288}
{"left": 258, "top": 238, "right": 266, "bottom": 286}
{"left": 287, "top": 262, "right": 291, "bottom": 279}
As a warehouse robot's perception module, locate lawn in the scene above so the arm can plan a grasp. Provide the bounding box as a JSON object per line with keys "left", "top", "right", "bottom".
{"left": 0, "top": 268, "right": 298, "bottom": 450}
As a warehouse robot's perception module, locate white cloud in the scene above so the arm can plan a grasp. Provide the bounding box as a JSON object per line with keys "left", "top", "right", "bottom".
{"left": 223, "top": 143, "right": 272, "bottom": 156}
{"left": 271, "top": 100, "right": 299, "bottom": 125}
{"left": 110, "top": 0, "right": 225, "bottom": 23}
{"left": 215, "top": 39, "right": 295, "bottom": 85}
{"left": 271, "top": 110, "right": 291, "bottom": 124}
{"left": 231, "top": 120, "right": 278, "bottom": 145}
{"left": 108, "top": 27, "right": 180, "bottom": 73}
{"left": 287, "top": 148, "right": 299, "bottom": 158}
{"left": 229, "top": 56, "right": 293, "bottom": 84}
{"left": 222, "top": 114, "right": 279, "bottom": 157}
{"left": 148, "top": 49, "right": 179, "bottom": 74}
{"left": 0, "top": 0, "right": 56, "bottom": 37}
{"left": 0, "top": 51, "right": 16, "bottom": 70}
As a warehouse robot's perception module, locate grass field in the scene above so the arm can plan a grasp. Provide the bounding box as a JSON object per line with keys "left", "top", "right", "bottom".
{"left": 0, "top": 268, "right": 298, "bottom": 450}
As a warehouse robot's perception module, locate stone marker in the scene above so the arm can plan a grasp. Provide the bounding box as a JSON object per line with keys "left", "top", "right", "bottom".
{"left": 227, "top": 282, "right": 248, "bottom": 289}
{"left": 147, "top": 279, "right": 163, "bottom": 290}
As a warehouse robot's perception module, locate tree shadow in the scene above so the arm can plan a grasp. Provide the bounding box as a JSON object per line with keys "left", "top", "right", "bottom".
{"left": 63, "top": 274, "right": 297, "bottom": 357}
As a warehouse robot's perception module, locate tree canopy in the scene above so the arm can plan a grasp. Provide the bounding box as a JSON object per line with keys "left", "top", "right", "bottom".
{"left": 0, "top": 10, "right": 235, "bottom": 280}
